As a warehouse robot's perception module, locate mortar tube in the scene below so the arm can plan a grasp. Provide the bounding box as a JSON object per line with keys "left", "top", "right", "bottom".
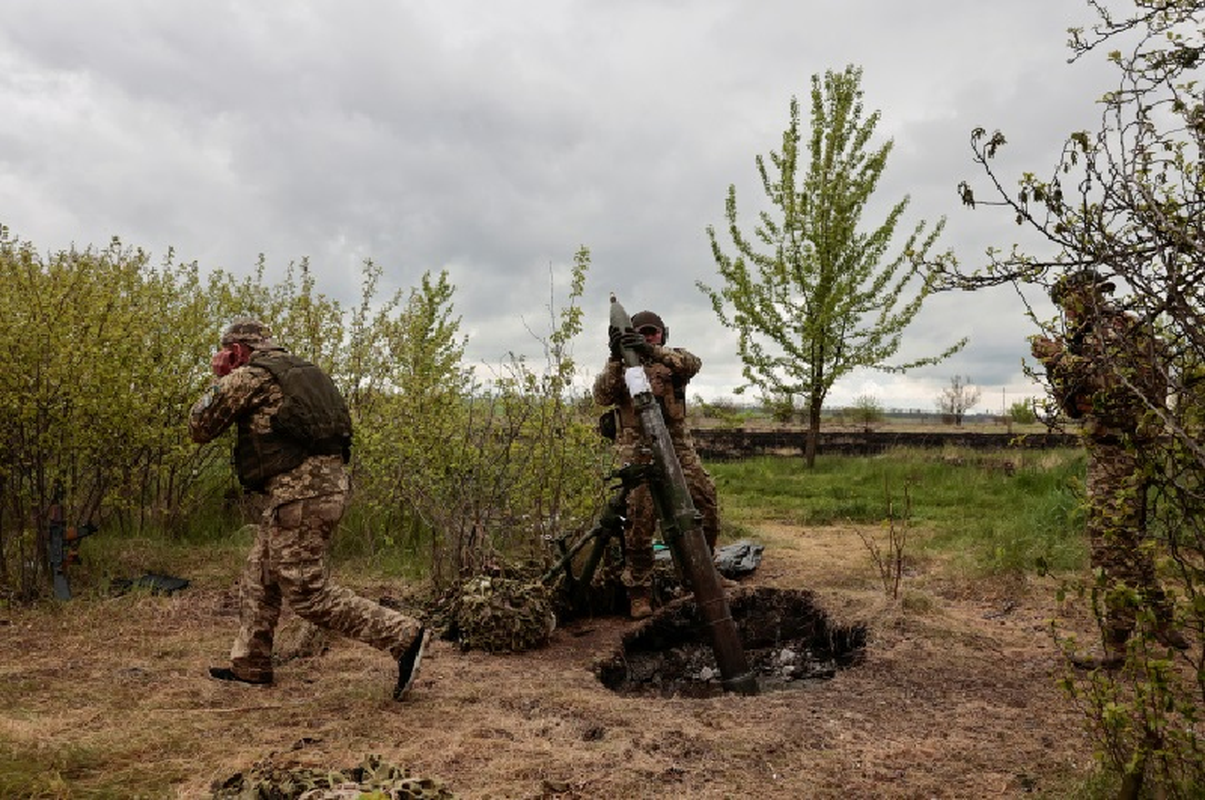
{"left": 610, "top": 295, "right": 759, "bottom": 696}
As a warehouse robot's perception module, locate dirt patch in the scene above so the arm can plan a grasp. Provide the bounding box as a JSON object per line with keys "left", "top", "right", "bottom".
{"left": 0, "top": 522, "right": 1096, "bottom": 799}
{"left": 596, "top": 587, "right": 867, "bottom": 697}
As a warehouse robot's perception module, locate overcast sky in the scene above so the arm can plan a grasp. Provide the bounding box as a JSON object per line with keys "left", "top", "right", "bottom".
{"left": 1, "top": 0, "right": 1120, "bottom": 411}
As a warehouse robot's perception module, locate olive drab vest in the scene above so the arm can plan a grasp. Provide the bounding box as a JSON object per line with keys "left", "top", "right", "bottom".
{"left": 617, "top": 361, "right": 687, "bottom": 430}
{"left": 234, "top": 352, "right": 353, "bottom": 489}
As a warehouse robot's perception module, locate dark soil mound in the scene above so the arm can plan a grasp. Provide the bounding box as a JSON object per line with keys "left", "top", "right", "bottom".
{"left": 595, "top": 586, "right": 867, "bottom": 698}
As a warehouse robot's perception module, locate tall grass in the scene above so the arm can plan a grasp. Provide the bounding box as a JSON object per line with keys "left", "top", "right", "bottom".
{"left": 712, "top": 446, "right": 1088, "bottom": 576}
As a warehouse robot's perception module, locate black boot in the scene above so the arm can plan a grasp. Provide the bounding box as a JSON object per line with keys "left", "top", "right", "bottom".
{"left": 394, "top": 627, "right": 427, "bottom": 701}
{"left": 208, "top": 666, "right": 273, "bottom": 685}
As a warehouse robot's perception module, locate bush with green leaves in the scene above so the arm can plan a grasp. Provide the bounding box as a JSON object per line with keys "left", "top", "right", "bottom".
{"left": 1007, "top": 400, "right": 1037, "bottom": 425}
{"left": 0, "top": 226, "right": 606, "bottom": 600}
{"left": 691, "top": 395, "right": 747, "bottom": 428}
{"left": 0, "top": 233, "right": 226, "bottom": 598}
{"left": 848, "top": 394, "right": 885, "bottom": 429}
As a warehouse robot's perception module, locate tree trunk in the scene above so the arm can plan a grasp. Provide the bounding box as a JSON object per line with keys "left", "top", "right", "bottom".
{"left": 805, "top": 399, "right": 822, "bottom": 468}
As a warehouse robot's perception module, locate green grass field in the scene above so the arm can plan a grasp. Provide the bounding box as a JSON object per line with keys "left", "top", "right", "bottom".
{"left": 710, "top": 446, "right": 1088, "bottom": 576}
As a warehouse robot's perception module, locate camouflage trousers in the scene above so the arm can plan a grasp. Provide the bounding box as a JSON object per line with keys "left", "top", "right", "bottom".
{"left": 229, "top": 491, "right": 423, "bottom": 682}
{"left": 1084, "top": 440, "right": 1172, "bottom": 647}
{"left": 623, "top": 444, "right": 719, "bottom": 595}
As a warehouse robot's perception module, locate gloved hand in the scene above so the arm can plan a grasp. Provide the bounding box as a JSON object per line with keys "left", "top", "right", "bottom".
{"left": 622, "top": 330, "right": 651, "bottom": 357}
{"left": 608, "top": 325, "right": 624, "bottom": 359}
{"left": 609, "top": 326, "right": 650, "bottom": 358}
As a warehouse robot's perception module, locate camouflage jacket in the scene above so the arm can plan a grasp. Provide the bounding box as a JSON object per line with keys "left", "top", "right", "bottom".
{"left": 593, "top": 344, "right": 701, "bottom": 443}
{"left": 189, "top": 350, "right": 348, "bottom": 503}
{"left": 1038, "top": 308, "right": 1167, "bottom": 441}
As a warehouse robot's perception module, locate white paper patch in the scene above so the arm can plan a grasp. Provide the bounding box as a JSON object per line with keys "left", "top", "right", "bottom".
{"left": 624, "top": 366, "right": 651, "bottom": 396}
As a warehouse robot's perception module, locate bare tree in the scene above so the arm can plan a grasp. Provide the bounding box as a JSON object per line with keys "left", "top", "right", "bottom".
{"left": 936, "top": 375, "right": 980, "bottom": 426}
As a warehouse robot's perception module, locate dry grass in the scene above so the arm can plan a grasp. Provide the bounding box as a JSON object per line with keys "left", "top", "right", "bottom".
{"left": 0, "top": 522, "right": 1097, "bottom": 799}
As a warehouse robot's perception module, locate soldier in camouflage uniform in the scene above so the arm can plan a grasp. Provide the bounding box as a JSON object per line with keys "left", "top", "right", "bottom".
{"left": 1032, "top": 271, "right": 1188, "bottom": 668}
{"left": 190, "top": 318, "right": 427, "bottom": 699}
{"left": 593, "top": 310, "right": 721, "bottom": 620}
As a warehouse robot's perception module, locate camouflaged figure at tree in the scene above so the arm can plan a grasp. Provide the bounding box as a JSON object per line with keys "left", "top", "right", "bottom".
{"left": 190, "top": 317, "right": 427, "bottom": 700}
{"left": 592, "top": 309, "right": 720, "bottom": 621}
{"left": 1031, "top": 272, "right": 1188, "bottom": 668}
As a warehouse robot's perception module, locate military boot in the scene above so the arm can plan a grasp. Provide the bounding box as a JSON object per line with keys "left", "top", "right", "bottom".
{"left": 209, "top": 663, "right": 273, "bottom": 685}
{"left": 394, "top": 627, "right": 427, "bottom": 701}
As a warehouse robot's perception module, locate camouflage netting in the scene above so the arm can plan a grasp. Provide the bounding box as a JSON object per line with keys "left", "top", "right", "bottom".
{"left": 440, "top": 575, "right": 556, "bottom": 653}
{"left": 210, "top": 754, "right": 455, "bottom": 799}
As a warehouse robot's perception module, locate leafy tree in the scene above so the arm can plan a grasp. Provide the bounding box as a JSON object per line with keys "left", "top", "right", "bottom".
{"left": 1007, "top": 399, "right": 1038, "bottom": 425}
{"left": 390, "top": 247, "right": 607, "bottom": 585}
{"left": 759, "top": 391, "right": 798, "bottom": 425}
{"left": 936, "top": 375, "right": 981, "bottom": 426}
{"left": 699, "top": 64, "right": 965, "bottom": 467}
{"left": 691, "top": 395, "right": 745, "bottom": 428}
{"left": 340, "top": 265, "right": 472, "bottom": 566}
{"left": 849, "top": 393, "right": 885, "bottom": 430}
{"left": 925, "top": 2, "right": 1205, "bottom": 793}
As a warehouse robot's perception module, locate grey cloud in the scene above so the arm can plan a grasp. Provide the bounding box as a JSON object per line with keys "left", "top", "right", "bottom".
{"left": 0, "top": 0, "right": 1116, "bottom": 407}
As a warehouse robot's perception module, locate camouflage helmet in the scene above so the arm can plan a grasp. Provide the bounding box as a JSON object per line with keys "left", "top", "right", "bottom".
{"left": 220, "top": 317, "right": 276, "bottom": 349}
{"left": 1050, "top": 270, "right": 1116, "bottom": 307}
{"left": 631, "top": 310, "right": 668, "bottom": 343}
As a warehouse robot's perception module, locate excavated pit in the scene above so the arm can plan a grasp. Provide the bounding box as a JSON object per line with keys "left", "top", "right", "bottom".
{"left": 594, "top": 586, "right": 867, "bottom": 698}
